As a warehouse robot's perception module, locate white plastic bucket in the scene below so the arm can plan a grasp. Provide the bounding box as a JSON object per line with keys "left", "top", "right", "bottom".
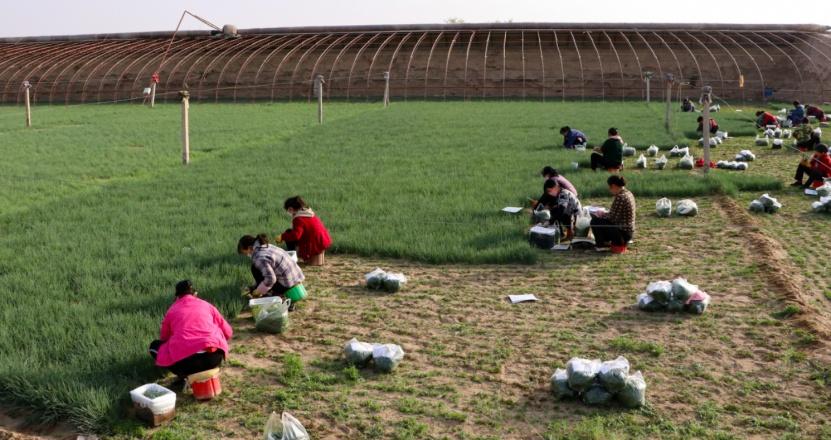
{"left": 129, "top": 384, "right": 176, "bottom": 415}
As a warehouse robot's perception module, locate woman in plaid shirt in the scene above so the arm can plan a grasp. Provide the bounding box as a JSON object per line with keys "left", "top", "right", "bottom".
{"left": 238, "top": 234, "right": 305, "bottom": 298}
{"left": 590, "top": 175, "right": 636, "bottom": 251}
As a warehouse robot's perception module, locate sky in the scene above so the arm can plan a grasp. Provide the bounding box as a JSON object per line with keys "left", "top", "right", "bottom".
{"left": 2, "top": 0, "right": 830, "bottom": 38}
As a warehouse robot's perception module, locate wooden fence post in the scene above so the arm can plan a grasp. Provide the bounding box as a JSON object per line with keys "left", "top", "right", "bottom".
{"left": 383, "top": 72, "right": 390, "bottom": 108}
{"left": 23, "top": 81, "right": 31, "bottom": 128}
{"left": 180, "top": 91, "right": 190, "bottom": 165}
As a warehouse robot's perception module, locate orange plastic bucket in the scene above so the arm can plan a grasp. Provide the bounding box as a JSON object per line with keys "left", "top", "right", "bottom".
{"left": 188, "top": 369, "right": 222, "bottom": 401}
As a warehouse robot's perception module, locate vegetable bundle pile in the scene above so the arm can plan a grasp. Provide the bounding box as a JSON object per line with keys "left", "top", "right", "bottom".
{"left": 811, "top": 196, "right": 831, "bottom": 213}
{"left": 716, "top": 161, "right": 749, "bottom": 171}
{"left": 365, "top": 268, "right": 408, "bottom": 293}
{"left": 749, "top": 194, "right": 782, "bottom": 214}
{"left": 734, "top": 150, "right": 756, "bottom": 162}
{"left": 344, "top": 338, "right": 405, "bottom": 373}
{"left": 636, "top": 278, "right": 711, "bottom": 314}
{"left": 669, "top": 146, "right": 689, "bottom": 157}
{"left": 550, "top": 356, "right": 646, "bottom": 408}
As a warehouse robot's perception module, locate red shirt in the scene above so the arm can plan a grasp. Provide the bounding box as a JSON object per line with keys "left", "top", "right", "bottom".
{"left": 759, "top": 112, "right": 778, "bottom": 127}
{"left": 281, "top": 210, "right": 332, "bottom": 260}
{"left": 156, "top": 295, "right": 232, "bottom": 367}
{"left": 812, "top": 153, "right": 831, "bottom": 178}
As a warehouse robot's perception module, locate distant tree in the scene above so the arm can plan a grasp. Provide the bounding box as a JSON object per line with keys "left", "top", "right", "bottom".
{"left": 445, "top": 17, "right": 465, "bottom": 24}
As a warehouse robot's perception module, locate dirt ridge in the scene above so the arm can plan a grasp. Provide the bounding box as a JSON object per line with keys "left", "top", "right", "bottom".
{"left": 716, "top": 195, "right": 831, "bottom": 342}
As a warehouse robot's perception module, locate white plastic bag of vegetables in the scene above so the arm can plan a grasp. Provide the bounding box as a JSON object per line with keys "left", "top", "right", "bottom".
{"left": 675, "top": 199, "right": 698, "bottom": 216}
{"left": 655, "top": 198, "right": 672, "bottom": 217}
{"left": 565, "top": 358, "right": 601, "bottom": 392}
{"left": 678, "top": 154, "right": 694, "bottom": 170}
{"left": 550, "top": 368, "right": 575, "bottom": 399}
{"left": 574, "top": 208, "right": 592, "bottom": 238}
{"left": 671, "top": 278, "right": 698, "bottom": 303}
{"left": 344, "top": 338, "right": 375, "bottom": 365}
{"left": 382, "top": 273, "right": 408, "bottom": 293}
{"left": 749, "top": 199, "right": 766, "bottom": 213}
{"left": 264, "top": 411, "right": 310, "bottom": 440}
{"left": 622, "top": 144, "right": 636, "bottom": 156}
{"left": 758, "top": 194, "right": 782, "bottom": 213}
{"left": 617, "top": 371, "right": 647, "bottom": 408}
{"left": 255, "top": 299, "right": 291, "bottom": 334}
{"left": 365, "top": 268, "right": 387, "bottom": 290}
{"left": 372, "top": 343, "right": 405, "bottom": 373}
{"left": 646, "top": 280, "right": 673, "bottom": 303}
{"left": 636, "top": 154, "right": 647, "bottom": 169}
{"left": 598, "top": 356, "right": 630, "bottom": 393}
{"left": 654, "top": 155, "right": 668, "bottom": 170}
{"left": 646, "top": 145, "right": 659, "bottom": 157}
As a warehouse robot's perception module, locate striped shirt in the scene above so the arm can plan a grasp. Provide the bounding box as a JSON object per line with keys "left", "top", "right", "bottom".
{"left": 252, "top": 244, "right": 305, "bottom": 295}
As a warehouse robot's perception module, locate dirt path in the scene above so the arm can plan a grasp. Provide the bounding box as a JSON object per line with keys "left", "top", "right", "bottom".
{"left": 0, "top": 412, "right": 79, "bottom": 440}
{"left": 716, "top": 195, "right": 831, "bottom": 347}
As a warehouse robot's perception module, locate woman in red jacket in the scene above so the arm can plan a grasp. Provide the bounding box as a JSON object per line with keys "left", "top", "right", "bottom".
{"left": 276, "top": 196, "right": 332, "bottom": 266}
{"left": 793, "top": 144, "right": 831, "bottom": 188}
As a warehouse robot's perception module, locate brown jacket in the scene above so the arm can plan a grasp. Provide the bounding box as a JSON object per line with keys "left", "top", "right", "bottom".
{"left": 608, "top": 188, "right": 636, "bottom": 234}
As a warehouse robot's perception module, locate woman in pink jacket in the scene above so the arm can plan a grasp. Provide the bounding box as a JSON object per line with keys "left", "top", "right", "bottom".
{"left": 148, "top": 280, "right": 233, "bottom": 379}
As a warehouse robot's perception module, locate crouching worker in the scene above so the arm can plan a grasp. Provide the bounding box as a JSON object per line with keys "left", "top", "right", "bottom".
{"left": 794, "top": 118, "right": 820, "bottom": 151}
{"left": 792, "top": 144, "right": 831, "bottom": 188}
{"left": 591, "top": 127, "right": 624, "bottom": 171}
{"left": 530, "top": 166, "right": 579, "bottom": 209}
{"left": 681, "top": 97, "right": 696, "bottom": 112}
{"left": 559, "top": 126, "right": 588, "bottom": 149}
{"left": 276, "top": 196, "right": 332, "bottom": 266}
{"left": 755, "top": 110, "right": 779, "bottom": 128}
{"left": 806, "top": 104, "right": 828, "bottom": 123}
{"left": 590, "top": 175, "right": 636, "bottom": 253}
{"left": 697, "top": 116, "right": 718, "bottom": 135}
{"left": 540, "top": 179, "right": 581, "bottom": 241}
{"left": 148, "top": 280, "right": 232, "bottom": 383}
{"left": 789, "top": 101, "right": 806, "bottom": 126}
{"left": 238, "top": 234, "right": 306, "bottom": 305}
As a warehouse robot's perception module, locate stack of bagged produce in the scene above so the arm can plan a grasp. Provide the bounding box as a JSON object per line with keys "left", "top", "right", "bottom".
{"left": 550, "top": 356, "right": 646, "bottom": 408}
{"left": 636, "top": 278, "right": 711, "bottom": 314}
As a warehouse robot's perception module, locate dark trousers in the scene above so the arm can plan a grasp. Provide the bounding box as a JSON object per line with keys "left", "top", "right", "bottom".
{"left": 591, "top": 153, "right": 620, "bottom": 171}
{"left": 795, "top": 164, "right": 824, "bottom": 187}
{"left": 251, "top": 264, "right": 291, "bottom": 296}
{"left": 149, "top": 340, "right": 224, "bottom": 379}
{"left": 549, "top": 206, "right": 573, "bottom": 235}
{"left": 590, "top": 217, "right": 632, "bottom": 246}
